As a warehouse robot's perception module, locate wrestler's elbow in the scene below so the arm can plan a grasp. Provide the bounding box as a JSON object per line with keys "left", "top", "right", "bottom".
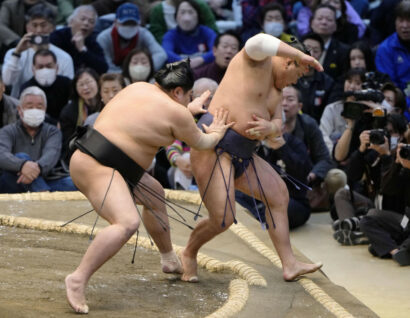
{"left": 245, "top": 33, "right": 280, "bottom": 61}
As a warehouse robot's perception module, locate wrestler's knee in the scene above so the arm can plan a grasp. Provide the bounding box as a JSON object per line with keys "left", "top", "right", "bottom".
{"left": 209, "top": 214, "right": 235, "bottom": 232}
{"left": 121, "top": 216, "right": 141, "bottom": 236}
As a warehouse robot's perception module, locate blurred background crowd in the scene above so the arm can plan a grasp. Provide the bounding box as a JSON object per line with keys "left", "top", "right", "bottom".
{"left": 0, "top": 0, "right": 409, "bottom": 265}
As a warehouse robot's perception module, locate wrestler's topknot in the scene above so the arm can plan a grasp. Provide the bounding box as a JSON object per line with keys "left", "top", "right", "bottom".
{"left": 286, "top": 37, "right": 310, "bottom": 56}
{"left": 154, "top": 59, "right": 194, "bottom": 92}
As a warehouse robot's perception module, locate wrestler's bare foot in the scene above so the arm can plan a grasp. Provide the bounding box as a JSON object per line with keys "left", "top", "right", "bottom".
{"left": 65, "top": 274, "right": 89, "bottom": 314}
{"left": 283, "top": 261, "right": 323, "bottom": 281}
{"left": 180, "top": 249, "right": 199, "bottom": 283}
{"left": 161, "top": 251, "right": 183, "bottom": 274}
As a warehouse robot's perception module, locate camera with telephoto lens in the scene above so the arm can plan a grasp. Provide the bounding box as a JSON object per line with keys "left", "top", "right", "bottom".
{"left": 399, "top": 144, "right": 410, "bottom": 160}
{"left": 30, "top": 35, "right": 49, "bottom": 45}
{"left": 342, "top": 72, "right": 385, "bottom": 120}
{"left": 369, "top": 129, "right": 387, "bottom": 145}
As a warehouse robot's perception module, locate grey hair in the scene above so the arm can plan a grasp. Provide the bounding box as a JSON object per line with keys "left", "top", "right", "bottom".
{"left": 20, "top": 86, "right": 47, "bottom": 108}
{"left": 193, "top": 77, "right": 218, "bottom": 96}
{"left": 67, "top": 5, "right": 98, "bottom": 25}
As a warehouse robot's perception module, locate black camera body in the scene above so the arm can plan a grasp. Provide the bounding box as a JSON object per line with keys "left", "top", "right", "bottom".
{"left": 399, "top": 144, "right": 410, "bottom": 160}
{"left": 341, "top": 101, "right": 367, "bottom": 120}
{"left": 369, "top": 129, "right": 386, "bottom": 145}
{"left": 30, "top": 35, "right": 49, "bottom": 45}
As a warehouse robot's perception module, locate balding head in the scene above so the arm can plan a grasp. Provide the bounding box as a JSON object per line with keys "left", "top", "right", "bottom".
{"left": 192, "top": 78, "right": 218, "bottom": 109}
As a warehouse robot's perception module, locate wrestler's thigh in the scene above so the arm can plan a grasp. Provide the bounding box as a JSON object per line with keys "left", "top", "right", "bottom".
{"left": 132, "top": 173, "right": 165, "bottom": 209}
{"left": 70, "top": 151, "right": 139, "bottom": 225}
{"left": 191, "top": 149, "right": 236, "bottom": 219}
{"left": 235, "top": 155, "right": 289, "bottom": 206}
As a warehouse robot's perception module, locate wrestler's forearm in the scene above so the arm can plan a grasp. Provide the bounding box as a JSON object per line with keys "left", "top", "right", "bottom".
{"left": 244, "top": 34, "right": 300, "bottom": 62}
{"left": 191, "top": 132, "right": 220, "bottom": 150}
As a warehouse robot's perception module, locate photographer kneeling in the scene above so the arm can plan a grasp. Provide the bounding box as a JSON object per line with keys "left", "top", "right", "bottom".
{"left": 359, "top": 141, "right": 410, "bottom": 266}
{"left": 333, "top": 112, "right": 408, "bottom": 245}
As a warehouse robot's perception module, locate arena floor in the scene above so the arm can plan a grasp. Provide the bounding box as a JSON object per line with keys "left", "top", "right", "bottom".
{"left": 0, "top": 190, "right": 406, "bottom": 317}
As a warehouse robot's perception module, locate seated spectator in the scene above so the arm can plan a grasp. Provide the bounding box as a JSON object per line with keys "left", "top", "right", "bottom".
{"left": 97, "top": 2, "right": 167, "bottom": 73}
{"left": 149, "top": 0, "right": 218, "bottom": 44}
{"left": 191, "top": 77, "right": 218, "bottom": 109}
{"left": 333, "top": 114, "right": 408, "bottom": 245}
{"left": 0, "top": 86, "right": 76, "bottom": 193}
{"left": 381, "top": 82, "right": 408, "bottom": 115}
{"left": 208, "top": 0, "right": 242, "bottom": 32}
{"left": 1, "top": 3, "right": 74, "bottom": 98}
{"left": 162, "top": 0, "right": 217, "bottom": 69}
{"left": 84, "top": 73, "right": 126, "bottom": 126}
{"left": 121, "top": 48, "right": 154, "bottom": 85}
{"left": 244, "top": 3, "right": 294, "bottom": 43}
{"left": 309, "top": 4, "right": 350, "bottom": 79}
{"left": 320, "top": 68, "right": 365, "bottom": 155}
{"left": 0, "top": 75, "right": 18, "bottom": 128}
{"left": 320, "top": 0, "right": 363, "bottom": 44}
{"left": 50, "top": 5, "right": 108, "bottom": 74}
{"left": 20, "top": 49, "right": 71, "bottom": 125}
{"left": 91, "top": 0, "right": 151, "bottom": 26}
{"left": 59, "top": 68, "right": 101, "bottom": 165}
{"left": 296, "top": 32, "right": 337, "bottom": 123}
{"left": 360, "top": 142, "right": 410, "bottom": 265}
{"left": 297, "top": 0, "right": 365, "bottom": 38}
{"left": 236, "top": 113, "right": 314, "bottom": 229}
{"left": 375, "top": 1, "right": 410, "bottom": 106}
{"left": 193, "top": 31, "right": 241, "bottom": 83}
{"left": 281, "top": 85, "right": 334, "bottom": 210}
{"left": 0, "top": 0, "right": 57, "bottom": 59}
{"left": 330, "top": 41, "right": 391, "bottom": 102}
{"left": 240, "top": 0, "right": 294, "bottom": 41}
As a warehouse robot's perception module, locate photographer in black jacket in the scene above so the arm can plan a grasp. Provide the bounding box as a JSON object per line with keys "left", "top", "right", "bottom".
{"left": 360, "top": 138, "right": 410, "bottom": 266}
{"left": 333, "top": 114, "right": 408, "bottom": 245}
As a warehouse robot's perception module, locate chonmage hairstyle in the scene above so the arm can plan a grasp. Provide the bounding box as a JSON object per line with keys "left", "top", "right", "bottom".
{"left": 154, "top": 59, "right": 194, "bottom": 92}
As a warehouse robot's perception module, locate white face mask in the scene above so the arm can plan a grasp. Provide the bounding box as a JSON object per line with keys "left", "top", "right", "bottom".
{"left": 264, "top": 22, "right": 284, "bottom": 37}
{"left": 129, "top": 64, "right": 151, "bottom": 82}
{"left": 34, "top": 68, "right": 57, "bottom": 87}
{"left": 117, "top": 25, "right": 139, "bottom": 39}
{"left": 381, "top": 99, "right": 393, "bottom": 112}
{"left": 22, "top": 108, "right": 46, "bottom": 127}
{"left": 390, "top": 136, "right": 399, "bottom": 150}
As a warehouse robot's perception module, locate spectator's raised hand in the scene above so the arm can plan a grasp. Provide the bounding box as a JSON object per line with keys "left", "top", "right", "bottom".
{"left": 15, "top": 33, "right": 33, "bottom": 54}
{"left": 72, "top": 31, "right": 86, "bottom": 52}
{"left": 359, "top": 130, "right": 370, "bottom": 152}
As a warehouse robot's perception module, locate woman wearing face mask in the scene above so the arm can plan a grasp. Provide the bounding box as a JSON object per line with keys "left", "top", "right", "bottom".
{"left": 59, "top": 68, "right": 101, "bottom": 165}
{"left": 162, "top": 0, "right": 217, "bottom": 69}
{"left": 122, "top": 48, "right": 154, "bottom": 84}
{"left": 261, "top": 3, "right": 293, "bottom": 42}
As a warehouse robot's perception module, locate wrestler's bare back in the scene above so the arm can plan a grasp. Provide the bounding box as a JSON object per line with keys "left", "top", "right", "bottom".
{"left": 93, "top": 82, "right": 201, "bottom": 169}
{"left": 208, "top": 50, "right": 283, "bottom": 137}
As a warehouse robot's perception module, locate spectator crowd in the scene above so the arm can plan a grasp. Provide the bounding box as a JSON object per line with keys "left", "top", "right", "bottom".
{"left": 0, "top": 0, "right": 409, "bottom": 266}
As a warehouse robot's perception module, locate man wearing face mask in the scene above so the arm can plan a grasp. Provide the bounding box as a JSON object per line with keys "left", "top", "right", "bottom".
{"left": 97, "top": 2, "right": 167, "bottom": 73}
{"left": 20, "top": 49, "right": 71, "bottom": 125}
{"left": 0, "top": 86, "right": 76, "bottom": 193}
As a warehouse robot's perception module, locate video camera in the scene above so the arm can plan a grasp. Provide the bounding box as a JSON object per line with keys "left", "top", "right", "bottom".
{"left": 399, "top": 144, "right": 410, "bottom": 160}
{"left": 342, "top": 72, "right": 385, "bottom": 120}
